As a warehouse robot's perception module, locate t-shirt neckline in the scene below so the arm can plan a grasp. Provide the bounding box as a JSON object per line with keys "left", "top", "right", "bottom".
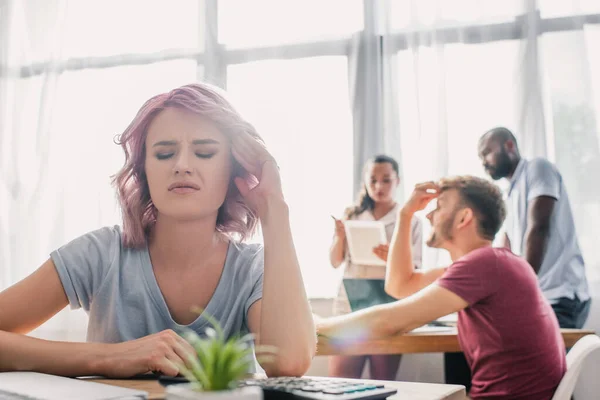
{"left": 138, "top": 241, "right": 234, "bottom": 329}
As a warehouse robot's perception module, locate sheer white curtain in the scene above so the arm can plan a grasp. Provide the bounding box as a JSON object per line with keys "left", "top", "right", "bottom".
{"left": 0, "top": 0, "right": 203, "bottom": 340}
{"left": 2, "top": 0, "right": 600, "bottom": 347}
{"left": 0, "top": 0, "right": 361, "bottom": 344}
{"left": 373, "top": 0, "right": 600, "bottom": 280}
{"left": 373, "top": 0, "right": 600, "bottom": 389}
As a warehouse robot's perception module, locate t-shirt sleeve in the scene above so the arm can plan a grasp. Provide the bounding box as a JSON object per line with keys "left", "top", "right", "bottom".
{"left": 244, "top": 245, "right": 264, "bottom": 320}
{"left": 50, "top": 226, "right": 120, "bottom": 311}
{"left": 527, "top": 158, "right": 561, "bottom": 201}
{"left": 435, "top": 249, "right": 499, "bottom": 305}
{"left": 411, "top": 216, "right": 423, "bottom": 269}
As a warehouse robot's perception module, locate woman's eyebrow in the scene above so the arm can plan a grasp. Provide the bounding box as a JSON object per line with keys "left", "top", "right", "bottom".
{"left": 152, "top": 139, "right": 220, "bottom": 147}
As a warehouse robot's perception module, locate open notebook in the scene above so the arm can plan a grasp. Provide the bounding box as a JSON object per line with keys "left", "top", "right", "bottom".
{"left": 0, "top": 372, "right": 147, "bottom": 400}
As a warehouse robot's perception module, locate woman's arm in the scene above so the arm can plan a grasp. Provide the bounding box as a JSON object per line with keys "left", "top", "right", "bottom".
{"left": 0, "top": 259, "right": 195, "bottom": 377}
{"left": 0, "top": 259, "right": 97, "bottom": 374}
{"left": 329, "top": 217, "right": 346, "bottom": 268}
{"left": 248, "top": 197, "right": 316, "bottom": 376}
{"left": 232, "top": 134, "right": 316, "bottom": 377}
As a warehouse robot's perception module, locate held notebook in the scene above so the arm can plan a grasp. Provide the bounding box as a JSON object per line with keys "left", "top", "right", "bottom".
{"left": 343, "top": 220, "right": 387, "bottom": 267}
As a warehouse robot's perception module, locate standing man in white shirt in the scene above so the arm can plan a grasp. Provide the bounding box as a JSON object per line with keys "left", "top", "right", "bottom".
{"left": 478, "top": 127, "right": 591, "bottom": 328}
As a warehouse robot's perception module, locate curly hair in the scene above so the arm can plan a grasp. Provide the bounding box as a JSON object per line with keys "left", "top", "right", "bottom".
{"left": 112, "top": 83, "right": 261, "bottom": 248}
{"left": 439, "top": 176, "right": 506, "bottom": 240}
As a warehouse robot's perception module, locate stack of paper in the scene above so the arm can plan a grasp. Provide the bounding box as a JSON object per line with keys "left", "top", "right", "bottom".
{"left": 0, "top": 372, "right": 147, "bottom": 400}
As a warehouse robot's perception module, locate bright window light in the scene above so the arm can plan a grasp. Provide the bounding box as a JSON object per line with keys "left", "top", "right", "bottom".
{"left": 227, "top": 57, "right": 353, "bottom": 298}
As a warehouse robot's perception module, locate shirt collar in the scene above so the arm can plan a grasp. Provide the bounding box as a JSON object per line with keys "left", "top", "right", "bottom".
{"left": 508, "top": 158, "right": 526, "bottom": 194}
{"left": 367, "top": 203, "right": 400, "bottom": 225}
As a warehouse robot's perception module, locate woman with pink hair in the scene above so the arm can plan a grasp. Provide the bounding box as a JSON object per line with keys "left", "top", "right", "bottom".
{"left": 0, "top": 83, "right": 315, "bottom": 377}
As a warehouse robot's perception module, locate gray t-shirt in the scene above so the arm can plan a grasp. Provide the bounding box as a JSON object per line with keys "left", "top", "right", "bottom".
{"left": 51, "top": 226, "right": 264, "bottom": 343}
{"left": 505, "top": 158, "right": 589, "bottom": 302}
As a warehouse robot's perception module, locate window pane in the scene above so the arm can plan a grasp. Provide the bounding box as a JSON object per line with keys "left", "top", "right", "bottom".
{"left": 391, "top": 0, "right": 524, "bottom": 30}
{"left": 227, "top": 57, "right": 353, "bottom": 297}
{"left": 218, "top": 0, "right": 363, "bottom": 49}
{"left": 539, "top": 0, "right": 600, "bottom": 18}
{"left": 397, "top": 40, "right": 519, "bottom": 267}
{"left": 62, "top": 0, "right": 200, "bottom": 57}
{"left": 397, "top": 40, "right": 518, "bottom": 189}
{"left": 6, "top": 0, "right": 66, "bottom": 64}
{"left": 587, "top": 26, "right": 600, "bottom": 128}
{"left": 541, "top": 30, "right": 600, "bottom": 280}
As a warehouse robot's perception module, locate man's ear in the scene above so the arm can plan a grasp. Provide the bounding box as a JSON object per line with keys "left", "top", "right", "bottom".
{"left": 505, "top": 139, "right": 515, "bottom": 152}
{"left": 456, "top": 208, "right": 474, "bottom": 230}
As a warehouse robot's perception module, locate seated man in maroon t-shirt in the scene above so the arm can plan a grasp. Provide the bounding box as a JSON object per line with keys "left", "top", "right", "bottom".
{"left": 317, "top": 176, "right": 566, "bottom": 400}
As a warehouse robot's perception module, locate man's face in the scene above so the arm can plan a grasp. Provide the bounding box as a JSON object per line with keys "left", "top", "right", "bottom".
{"left": 478, "top": 137, "right": 512, "bottom": 180}
{"left": 425, "top": 189, "right": 461, "bottom": 249}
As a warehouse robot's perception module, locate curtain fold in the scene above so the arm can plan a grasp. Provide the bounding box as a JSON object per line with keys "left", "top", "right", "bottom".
{"left": 515, "top": 0, "right": 549, "bottom": 158}
{"left": 348, "top": 0, "right": 405, "bottom": 202}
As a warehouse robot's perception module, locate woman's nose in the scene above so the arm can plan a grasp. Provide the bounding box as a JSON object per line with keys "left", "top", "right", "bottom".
{"left": 174, "top": 152, "right": 192, "bottom": 175}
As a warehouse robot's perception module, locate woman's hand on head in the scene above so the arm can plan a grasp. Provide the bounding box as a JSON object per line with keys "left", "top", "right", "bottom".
{"left": 96, "top": 329, "right": 196, "bottom": 378}
{"left": 231, "top": 132, "right": 284, "bottom": 217}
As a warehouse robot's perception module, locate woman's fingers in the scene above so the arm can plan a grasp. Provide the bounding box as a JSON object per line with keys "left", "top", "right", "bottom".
{"left": 151, "top": 354, "right": 180, "bottom": 377}
{"left": 231, "top": 142, "right": 257, "bottom": 175}
{"left": 172, "top": 343, "right": 196, "bottom": 370}
{"left": 174, "top": 336, "right": 197, "bottom": 366}
{"left": 232, "top": 133, "right": 276, "bottom": 177}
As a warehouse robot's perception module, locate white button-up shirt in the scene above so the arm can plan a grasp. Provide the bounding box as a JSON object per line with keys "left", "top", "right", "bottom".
{"left": 505, "top": 158, "right": 589, "bottom": 303}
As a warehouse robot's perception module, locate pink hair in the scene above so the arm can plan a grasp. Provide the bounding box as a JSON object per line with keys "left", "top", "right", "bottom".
{"left": 112, "top": 83, "right": 260, "bottom": 248}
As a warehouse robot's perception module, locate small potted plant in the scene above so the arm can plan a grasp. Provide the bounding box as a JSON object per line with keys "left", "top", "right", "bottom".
{"left": 166, "top": 312, "right": 275, "bottom": 400}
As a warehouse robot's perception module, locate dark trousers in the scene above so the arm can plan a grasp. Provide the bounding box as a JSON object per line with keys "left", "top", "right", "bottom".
{"left": 551, "top": 295, "right": 591, "bottom": 329}
{"left": 444, "top": 296, "right": 591, "bottom": 390}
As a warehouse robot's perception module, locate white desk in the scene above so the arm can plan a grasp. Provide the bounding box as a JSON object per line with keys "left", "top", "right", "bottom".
{"left": 91, "top": 377, "right": 466, "bottom": 400}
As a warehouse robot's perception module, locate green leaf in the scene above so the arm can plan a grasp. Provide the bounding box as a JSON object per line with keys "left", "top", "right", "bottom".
{"left": 178, "top": 309, "right": 274, "bottom": 392}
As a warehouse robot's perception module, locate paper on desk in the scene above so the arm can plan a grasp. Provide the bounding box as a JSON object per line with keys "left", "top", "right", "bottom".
{"left": 410, "top": 325, "right": 454, "bottom": 333}
{"left": 436, "top": 313, "right": 458, "bottom": 324}
{"left": 0, "top": 372, "right": 147, "bottom": 400}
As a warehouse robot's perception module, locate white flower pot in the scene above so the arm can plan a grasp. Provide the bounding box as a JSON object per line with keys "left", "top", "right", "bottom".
{"left": 166, "top": 385, "right": 263, "bottom": 400}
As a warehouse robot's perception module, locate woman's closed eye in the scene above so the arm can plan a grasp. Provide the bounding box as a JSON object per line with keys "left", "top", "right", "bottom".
{"left": 156, "top": 152, "right": 174, "bottom": 160}
{"left": 195, "top": 152, "right": 216, "bottom": 159}
{"left": 154, "top": 152, "right": 216, "bottom": 160}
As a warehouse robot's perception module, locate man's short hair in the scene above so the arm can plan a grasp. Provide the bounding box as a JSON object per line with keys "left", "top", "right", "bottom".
{"left": 481, "top": 127, "right": 518, "bottom": 147}
{"left": 439, "top": 176, "right": 506, "bottom": 241}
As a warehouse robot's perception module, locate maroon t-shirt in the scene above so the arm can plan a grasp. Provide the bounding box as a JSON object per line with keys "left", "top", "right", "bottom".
{"left": 436, "top": 247, "right": 566, "bottom": 400}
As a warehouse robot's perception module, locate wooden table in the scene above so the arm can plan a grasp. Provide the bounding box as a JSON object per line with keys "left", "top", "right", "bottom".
{"left": 92, "top": 377, "right": 466, "bottom": 400}
{"left": 317, "top": 328, "right": 595, "bottom": 356}
{"left": 91, "top": 328, "right": 595, "bottom": 399}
